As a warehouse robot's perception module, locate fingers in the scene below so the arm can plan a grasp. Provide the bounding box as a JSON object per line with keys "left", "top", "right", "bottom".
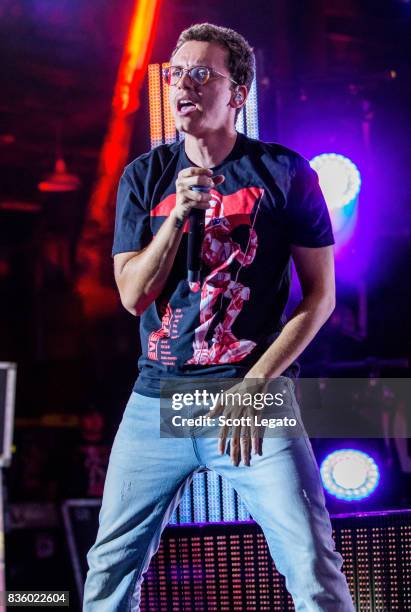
{"left": 230, "top": 433, "right": 240, "bottom": 466}
{"left": 250, "top": 421, "right": 258, "bottom": 456}
{"left": 178, "top": 167, "right": 213, "bottom": 179}
{"left": 176, "top": 169, "right": 213, "bottom": 193}
{"left": 240, "top": 433, "right": 251, "bottom": 466}
{"left": 177, "top": 168, "right": 225, "bottom": 191}
{"left": 230, "top": 425, "right": 251, "bottom": 467}
{"left": 214, "top": 419, "right": 262, "bottom": 466}
{"left": 178, "top": 167, "right": 224, "bottom": 182}
{"left": 182, "top": 188, "right": 212, "bottom": 203}
{"left": 218, "top": 422, "right": 229, "bottom": 455}
{"left": 174, "top": 168, "right": 225, "bottom": 217}
{"left": 226, "top": 409, "right": 263, "bottom": 466}
{"left": 250, "top": 418, "right": 263, "bottom": 456}
{"left": 175, "top": 189, "right": 210, "bottom": 215}
{"left": 202, "top": 379, "right": 263, "bottom": 466}
{"left": 213, "top": 174, "right": 225, "bottom": 186}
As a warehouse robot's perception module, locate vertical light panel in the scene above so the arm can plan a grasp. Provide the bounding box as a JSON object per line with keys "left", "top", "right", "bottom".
{"left": 221, "top": 477, "right": 237, "bottom": 521}
{"left": 235, "top": 106, "right": 245, "bottom": 134}
{"left": 339, "top": 528, "right": 356, "bottom": 603}
{"left": 206, "top": 469, "right": 222, "bottom": 522}
{"left": 255, "top": 533, "right": 274, "bottom": 610}
{"left": 169, "top": 508, "right": 179, "bottom": 525}
{"left": 243, "top": 533, "right": 257, "bottom": 610}
{"left": 178, "top": 481, "right": 193, "bottom": 524}
{"left": 180, "top": 538, "right": 191, "bottom": 608}
{"left": 400, "top": 524, "right": 411, "bottom": 608}
{"left": 161, "top": 62, "right": 177, "bottom": 144}
{"left": 191, "top": 537, "right": 206, "bottom": 604}
{"left": 204, "top": 536, "right": 218, "bottom": 608}
{"left": 230, "top": 534, "right": 243, "bottom": 608}
{"left": 386, "top": 526, "right": 400, "bottom": 606}
{"left": 355, "top": 527, "right": 372, "bottom": 610}
{"left": 148, "top": 63, "right": 163, "bottom": 149}
{"left": 156, "top": 547, "right": 167, "bottom": 609}
{"left": 237, "top": 498, "right": 252, "bottom": 521}
{"left": 169, "top": 469, "right": 252, "bottom": 525}
{"left": 372, "top": 527, "right": 386, "bottom": 609}
{"left": 192, "top": 471, "right": 207, "bottom": 523}
{"left": 168, "top": 538, "right": 179, "bottom": 609}
{"left": 216, "top": 534, "right": 229, "bottom": 606}
{"left": 245, "top": 70, "right": 259, "bottom": 139}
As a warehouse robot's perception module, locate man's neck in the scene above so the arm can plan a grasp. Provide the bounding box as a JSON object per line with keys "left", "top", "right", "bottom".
{"left": 183, "top": 128, "right": 238, "bottom": 169}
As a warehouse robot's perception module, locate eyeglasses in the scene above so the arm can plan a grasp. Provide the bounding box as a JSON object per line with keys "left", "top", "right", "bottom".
{"left": 162, "top": 65, "right": 238, "bottom": 87}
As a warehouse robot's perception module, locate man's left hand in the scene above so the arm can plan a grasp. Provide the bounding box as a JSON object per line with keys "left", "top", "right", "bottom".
{"left": 203, "top": 378, "right": 270, "bottom": 467}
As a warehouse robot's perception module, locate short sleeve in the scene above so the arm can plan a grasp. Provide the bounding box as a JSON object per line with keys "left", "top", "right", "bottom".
{"left": 284, "top": 157, "right": 335, "bottom": 248}
{"left": 111, "top": 169, "right": 152, "bottom": 256}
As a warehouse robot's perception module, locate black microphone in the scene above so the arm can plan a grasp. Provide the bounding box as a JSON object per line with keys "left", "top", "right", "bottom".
{"left": 187, "top": 186, "right": 208, "bottom": 284}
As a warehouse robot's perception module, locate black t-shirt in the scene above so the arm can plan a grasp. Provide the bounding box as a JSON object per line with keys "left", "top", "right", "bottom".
{"left": 112, "top": 132, "right": 334, "bottom": 397}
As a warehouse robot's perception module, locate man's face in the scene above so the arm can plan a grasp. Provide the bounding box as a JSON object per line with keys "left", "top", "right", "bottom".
{"left": 169, "top": 40, "right": 236, "bottom": 136}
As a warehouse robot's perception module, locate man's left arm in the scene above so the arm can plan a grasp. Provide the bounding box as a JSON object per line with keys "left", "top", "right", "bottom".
{"left": 245, "top": 244, "right": 335, "bottom": 380}
{"left": 207, "top": 245, "right": 335, "bottom": 465}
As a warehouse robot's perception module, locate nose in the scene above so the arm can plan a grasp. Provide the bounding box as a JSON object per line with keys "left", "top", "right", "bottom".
{"left": 176, "top": 69, "right": 194, "bottom": 89}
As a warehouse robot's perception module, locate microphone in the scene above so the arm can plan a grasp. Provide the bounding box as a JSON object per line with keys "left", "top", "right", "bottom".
{"left": 187, "top": 186, "right": 208, "bottom": 285}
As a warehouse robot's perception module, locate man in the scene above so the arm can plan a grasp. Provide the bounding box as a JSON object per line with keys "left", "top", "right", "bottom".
{"left": 83, "top": 23, "right": 355, "bottom": 611}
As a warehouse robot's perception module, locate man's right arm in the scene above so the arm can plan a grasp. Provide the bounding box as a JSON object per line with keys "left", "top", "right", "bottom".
{"left": 114, "top": 167, "right": 223, "bottom": 316}
{"left": 114, "top": 210, "right": 185, "bottom": 316}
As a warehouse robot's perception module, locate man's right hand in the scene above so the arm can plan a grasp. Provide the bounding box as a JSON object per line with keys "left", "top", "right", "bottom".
{"left": 173, "top": 167, "right": 225, "bottom": 221}
{"left": 114, "top": 168, "right": 225, "bottom": 317}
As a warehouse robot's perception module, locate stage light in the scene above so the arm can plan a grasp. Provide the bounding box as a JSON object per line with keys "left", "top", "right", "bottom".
{"left": 309, "top": 153, "right": 361, "bottom": 211}
{"left": 320, "top": 449, "right": 380, "bottom": 501}
{"left": 243, "top": 69, "right": 259, "bottom": 139}
{"left": 148, "top": 63, "right": 163, "bottom": 149}
{"left": 161, "top": 62, "right": 177, "bottom": 145}
{"left": 38, "top": 157, "right": 81, "bottom": 193}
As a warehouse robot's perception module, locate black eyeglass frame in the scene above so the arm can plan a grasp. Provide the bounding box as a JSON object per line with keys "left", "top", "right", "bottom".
{"left": 162, "top": 65, "right": 239, "bottom": 88}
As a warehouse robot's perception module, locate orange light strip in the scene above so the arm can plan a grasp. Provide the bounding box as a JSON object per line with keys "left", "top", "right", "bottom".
{"left": 162, "top": 62, "right": 176, "bottom": 144}
{"left": 113, "top": 0, "right": 163, "bottom": 115}
{"left": 76, "top": 0, "right": 162, "bottom": 318}
{"left": 148, "top": 63, "right": 163, "bottom": 148}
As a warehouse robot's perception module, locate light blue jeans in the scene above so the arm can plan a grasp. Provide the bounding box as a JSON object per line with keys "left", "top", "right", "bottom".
{"left": 83, "top": 378, "right": 355, "bottom": 611}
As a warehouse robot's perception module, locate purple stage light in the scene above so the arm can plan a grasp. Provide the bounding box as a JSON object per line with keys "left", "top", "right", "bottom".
{"left": 320, "top": 449, "right": 380, "bottom": 501}
{"left": 310, "top": 153, "right": 361, "bottom": 210}
{"left": 309, "top": 153, "right": 362, "bottom": 249}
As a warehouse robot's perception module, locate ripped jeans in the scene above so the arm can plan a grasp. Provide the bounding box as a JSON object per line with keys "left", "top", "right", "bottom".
{"left": 83, "top": 378, "right": 355, "bottom": 611}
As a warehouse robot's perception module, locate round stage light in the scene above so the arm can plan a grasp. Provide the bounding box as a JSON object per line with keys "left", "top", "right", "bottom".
{"left": 320, "top": 449, "right": 380, "bottom": 501}
{"left": 310, "top": 153, "right": 361, "bottom": 210}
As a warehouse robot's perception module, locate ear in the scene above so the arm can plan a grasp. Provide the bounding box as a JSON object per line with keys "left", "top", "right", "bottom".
{"left": 229, "top": 85, "right": 248, "bottom": 109}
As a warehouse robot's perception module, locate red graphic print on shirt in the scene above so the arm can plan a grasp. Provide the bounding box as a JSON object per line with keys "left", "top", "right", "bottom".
{"left": 186, "top": 187, "right": 263, "bottom": 365}
{"left": 148, "top": 187, "right": 264, "bottom": 366}
{"left": 148, "top": 302, "right": 183, "bottom": 365}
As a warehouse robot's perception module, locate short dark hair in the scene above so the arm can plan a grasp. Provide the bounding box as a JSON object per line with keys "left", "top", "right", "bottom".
{"left": 171, "top": 23, "right": 255, "bottom": 121}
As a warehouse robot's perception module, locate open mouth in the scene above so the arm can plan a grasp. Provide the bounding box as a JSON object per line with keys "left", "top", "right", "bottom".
{"left": 177, "top": 99, "right": 198, "bottom": 115}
